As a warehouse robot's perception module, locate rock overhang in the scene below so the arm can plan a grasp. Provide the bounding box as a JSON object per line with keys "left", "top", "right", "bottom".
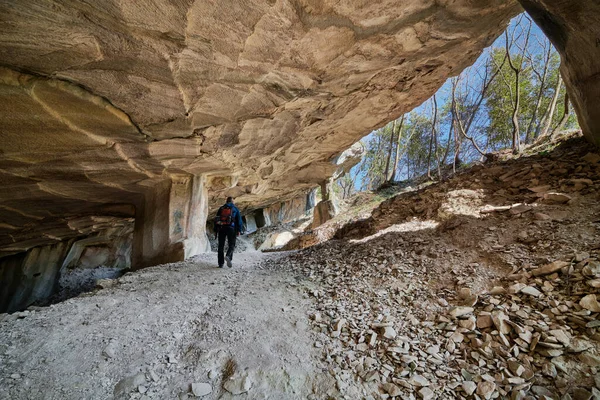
{"left": 0, "top": 0, "right": 525, "bottom": 263}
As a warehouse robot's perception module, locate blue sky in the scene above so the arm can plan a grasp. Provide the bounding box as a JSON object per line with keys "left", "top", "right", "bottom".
{"left": 408, "top": 14, "right": 547, "bottom": 127}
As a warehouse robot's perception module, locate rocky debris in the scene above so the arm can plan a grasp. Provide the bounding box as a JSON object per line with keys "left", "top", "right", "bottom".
{"left": 382, "top": 382, "right": 402, "bottom": 397}
{"left": 114, "top": 373, "right": 146, "bottom": 398}
{"left": 532, "top": 260, "right": 570, "bottom": 276}
{"left": 583, "top": 153, "right": 600, "bottom": 164}
{"left": 450, "top": 306, "right": 474, "bottom": 318}
{"left": 190, "top": 382, "right": 212, "bottom": 397}
{"left": 223, "top": 375, "right": 252, "bottom": 395}
{"left": 418, "top": 386, "right": 435, "bottom": 399}
{"left": 96, "top": 279, "right": 116, "bottom": 289}
{"left": 580, "top": 295, "right": 600, "bottom": 312}
{"left": 102, "top": 341, "right": 118, "bottom": 359}
{"left": 543, "top": 192, "right": 573, "bottom": 204}
{"left": 462, "top": 380, "right": 477, "bottom": 396}
{"left": 267, "top": 244, "right": 600, "bottom": 399}
{"left": 476, "top": 381, "right": 496, "bottom": 399}
{"left": 261, "top": 138, "right": 600, "bottom": 400}
{"left": 382, "top": 326, "right": 397, "bottom": 340}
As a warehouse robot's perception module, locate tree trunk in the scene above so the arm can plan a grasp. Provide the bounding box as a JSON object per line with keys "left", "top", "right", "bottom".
{"left": 390, "top": 115, "right": 405, "bottom": 182}
{"left": 383, "top": 120, "right": 396, "bottom": 183}
{"left": 441, "top": 112, "right": 454, "bottom": 166}
{"left": 453, "top": 119, "right": 461, "bottom": 174}
{"left": 525, "top": 46, "right": 550, "bottom": 143}
{"left": 394, "top": 123, "right": 417, "bottom": 182}
{"left": 504, "top": 19, "right": 531, "bottom": 153}
{"left": 510, "top": 69, "right": 521, "bottom": 153}
{"left": 432, "top": 96, "right": 442, "bottom": 179}
{"left": 505, "top": 31, "right": 521, "bottom": 153}
{"left": 540, "top": 76, "right": 563, "bottom": 138}
{"left": 551, "top": 91, "right": 570, "bottom": 137}
{"left": 452, "top": 79, "right": 486, "bottom": 157}
{"left": 427, "top": 96, "right": 436, "bottom": 179}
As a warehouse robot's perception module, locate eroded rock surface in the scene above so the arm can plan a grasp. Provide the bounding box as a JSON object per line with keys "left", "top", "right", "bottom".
{"left": 0, "top": 1, "right": 525, "bottom": 309}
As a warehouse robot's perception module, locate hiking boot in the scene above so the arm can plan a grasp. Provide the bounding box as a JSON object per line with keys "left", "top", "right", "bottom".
{"left": 225, "top": 256, "right": 232, "bottom": 268}
{"left": 218, "top": 264, "right": 224, "bottom": 268}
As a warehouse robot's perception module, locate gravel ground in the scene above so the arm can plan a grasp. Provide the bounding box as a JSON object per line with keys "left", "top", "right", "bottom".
{"left": 0, "top": 251, "right": 335, "bottom": 400}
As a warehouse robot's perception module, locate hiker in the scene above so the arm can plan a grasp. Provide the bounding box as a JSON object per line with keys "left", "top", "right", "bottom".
{"left": 214, "top": 196, "right": 244, "bottom": 268}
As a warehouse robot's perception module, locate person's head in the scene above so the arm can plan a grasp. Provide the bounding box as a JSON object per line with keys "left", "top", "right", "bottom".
{"left": 226, "top": 196, "right": 234, "bottom": 204}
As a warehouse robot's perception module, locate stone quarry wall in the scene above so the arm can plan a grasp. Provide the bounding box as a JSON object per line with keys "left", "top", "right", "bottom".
{"left": 0, "top": 172, "right": 211, "bottom": 312}
{"left": 263, "top": 196, "right": 312, "bottom": 226}
{"left": 0, "top": 241, "right": 73, "bottom": 313}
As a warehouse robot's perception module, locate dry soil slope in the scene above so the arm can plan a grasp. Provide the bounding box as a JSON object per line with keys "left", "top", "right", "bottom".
{"left": 260, "top": 135, "right": 600, "bottom": 399}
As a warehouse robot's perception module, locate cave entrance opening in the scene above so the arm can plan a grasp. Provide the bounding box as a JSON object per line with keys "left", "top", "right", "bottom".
{"left": 340, "top": 12, "right": 580, "bottom": 197}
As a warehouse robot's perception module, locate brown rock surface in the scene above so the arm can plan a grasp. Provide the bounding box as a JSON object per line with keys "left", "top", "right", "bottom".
{"left": 0, "top": 0, "right": 521, "bottom": 245}
{"left": 0, "top": 0, "right": 527, "bottom": 309}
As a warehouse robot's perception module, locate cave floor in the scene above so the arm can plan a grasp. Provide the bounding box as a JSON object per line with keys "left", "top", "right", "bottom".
{"left": 0, "top": 250, "right": 335, "bottom": 400}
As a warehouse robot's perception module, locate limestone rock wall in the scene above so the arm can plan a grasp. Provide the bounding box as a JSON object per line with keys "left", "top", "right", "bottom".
{"left": 62, "top": 224, "right": 134, "bottom": 271}
{"left": 263, "top": 196, "right": 312, "bottom": 226}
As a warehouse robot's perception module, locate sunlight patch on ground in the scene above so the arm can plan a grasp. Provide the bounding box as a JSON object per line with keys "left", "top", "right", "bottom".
{"left": 350, "top": 219, "right": 439, "bottom": 244}
{"left": 437, "top": 189, "right": 485, "bottom": 219}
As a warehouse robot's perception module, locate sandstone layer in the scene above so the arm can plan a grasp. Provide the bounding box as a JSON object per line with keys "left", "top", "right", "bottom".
{"left": 0, "top": 1, "right": 528, "bottom": 310}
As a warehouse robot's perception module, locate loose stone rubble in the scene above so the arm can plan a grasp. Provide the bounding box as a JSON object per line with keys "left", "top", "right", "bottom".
{"left": 263, "top": 136, "right": 600, "bottom": 399}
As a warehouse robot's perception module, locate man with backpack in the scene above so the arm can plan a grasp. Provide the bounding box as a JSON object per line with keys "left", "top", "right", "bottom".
{"left": 214, "top": 197, "right": 244, "bottom": 268}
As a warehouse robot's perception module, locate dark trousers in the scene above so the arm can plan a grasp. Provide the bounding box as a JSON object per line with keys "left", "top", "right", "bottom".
{"left": 217, "top": 227, "right": 236, "bottom": 266}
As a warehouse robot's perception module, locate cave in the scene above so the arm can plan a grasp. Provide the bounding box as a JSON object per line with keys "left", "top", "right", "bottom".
{"left": 0, "top": 1, "right": 598, "bottom": 313}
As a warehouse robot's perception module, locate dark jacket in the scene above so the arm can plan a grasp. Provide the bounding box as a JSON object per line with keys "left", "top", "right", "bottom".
{"left": 215, "top": 202, "right": 244, "bottom": 234}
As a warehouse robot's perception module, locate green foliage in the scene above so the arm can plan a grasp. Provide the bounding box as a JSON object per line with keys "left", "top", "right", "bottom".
{"left": 403, "top": 112, "right": 437, "bottom": 179}
{"left": 484, "top": 48, "right": 535, "bottom": 148}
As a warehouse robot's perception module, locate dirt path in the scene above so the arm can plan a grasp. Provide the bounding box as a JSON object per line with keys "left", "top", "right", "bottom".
{"left": 0, "top": 250, "right": 334, "bottom": 400}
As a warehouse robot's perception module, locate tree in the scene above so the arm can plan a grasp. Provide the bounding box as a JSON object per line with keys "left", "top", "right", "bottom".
{"left": 551, "top": 92, "right": 570, "bottom": 136}
{"left": 427, "top": 96, "right": 437, "bottom": 179}
{"left": 383, "top": 119, "right": 397, "bottom": 183}
{"left": 504, "top": 15, "right": 532, "bottom": 153}
{"left": 539, "top": 75, "right": 562, "bottom": 138}
{"left": 336, "top": 173, "right": 355, "bottom": 199}
{"left": 348, "top": 12, "right": 579, "bottom": 194}
{"left": 390, "top": 114, "right": 405, "bottom": 182}
{"left": 360, "top": 121, "right": 396, "bottom": 190}
{"left": 402, "top": 113, "right": 435, "bottom": 179}
{"left": 524, "top": 34, "right": 552, "bottom": 143}
{"left": 452, "top": 78, "right": 486, "bottom": 158}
